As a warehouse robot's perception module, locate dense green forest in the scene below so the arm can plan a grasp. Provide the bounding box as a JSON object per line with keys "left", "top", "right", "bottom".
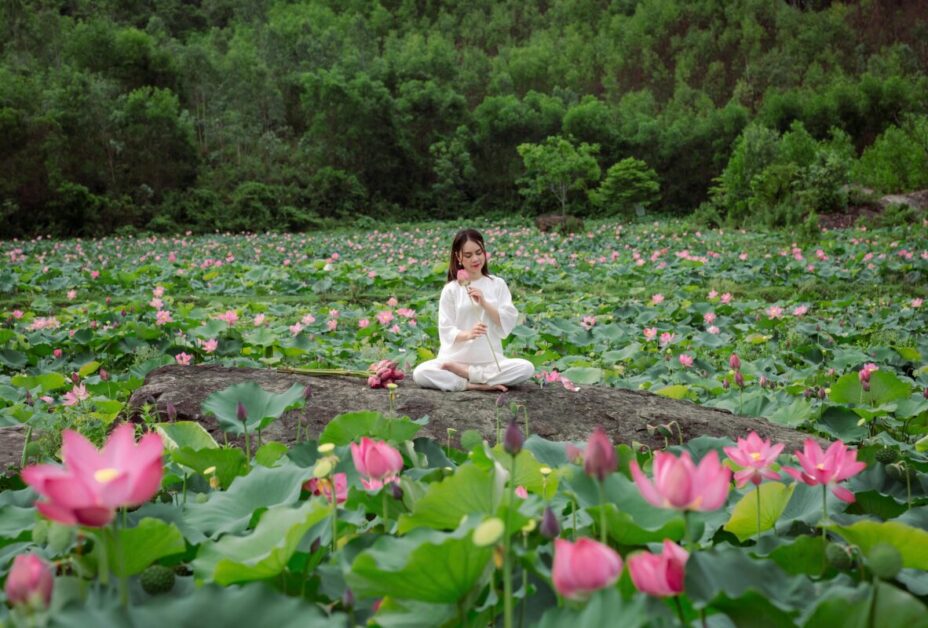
{"left": 2, "top": 0, "right": 928, "bottom": 237}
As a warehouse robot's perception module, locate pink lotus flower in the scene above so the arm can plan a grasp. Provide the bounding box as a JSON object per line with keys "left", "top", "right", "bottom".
{"left": 350, "top": 437, "right": 403, "bottom": 490}
{"left": 53, "top": 348, "right": 63, "bottom": 358}
{"left": 515, "top": 485, "right": 528, "bottom": 499}
{"left": 703, "top": 312, "right": 716, "bottom": 324}
{"left": 149, "top": 297, "right": 163, "bottom": 309}
{"left": 678, "top": 354, "right": 694, "bottom": 368}
{"left": 659, "top": 332, "right": 674, "bottom": 348}
{"left": 792, "top": 305, "right": 809, "bottom": 317}
{"left": 22, "top": 424, "right": 164, "bottom": 526}
{"left": 358, "top": 319, "right": 370, "bottom": 329}
{"left": 643, "top": 327, "right": 657, "bottom": 341}
{"left": 858, "top": 363, "right": 878, "bottom": 384}
{"left": 580, "top": 315, "right": 596, "bottom": 331}
{"left": 783, "top": 439, "right": 865, "bottom": 503}
{"left": 913, "top": 298, "right": 923, "bottom": 308}
{"left": 62, "top": 384, "right": 89, "bottom": 407}
{"left": 302, "top": 313, "right": 316, "bottom": 325}
{"left": 456, "top": 269, "right": 470, "bottom": 283}
{"left": 4, "top": 554, "right": 53, "bottom": 610}
{"left": 152, "top": 286, "right": 165, "bottom": 298}
{"left": 12, "top": 309, "right": 24, "bottom": 319}
{"left": 723, "top": 432, "right": 784, "bottom": 487}
{"left": 766, "top": 305, "right": 783, "bottom": 319}
{"left": 376, "top": 310, "right": 394, "bottom": 325}
{"left": 583, "top": 427, "right": 616, "bottom": 481}
{"left": 387, "top": 296, "right": 399, "bottom": 307}
{"left": 327, "top": 319, "right": 338, "bottom": 332}
{"left": 707, "top": 325, "right": 720, "bottom": 334}
{"left": 707, "top": 290, "right": 718, "bottom": 299}
{"left": 200, "top": 338, "right": 218, "bottom": 354}
{"left": 651, "top": 294, "right": 664, "bottom": 305}
{"left": 630, "top": 450, "right": 731, "bottom": 511}
{"left": 253, "top": 314, "right": 266, "bottom": 326}
{"left": 217, "top": 310, "right": 238, "bottom": 325}
{"left": 329, "top": 309, "right": 340, "bottom": 319}
{"left": 175, "top": 352, "right": 193, "bottom": 365}
{"left": 720, "top": 293, "right": 732, "bottom": 304}
{"left": 67, "top": 289, "right": 77, "bottom": 300}
{"left": 155, "top": 310, "right": 173, "bottom": 326}
{"left": 397, "top": 308, "right": 416, "bottom": 319}
{"left": 628, "top": 540, "right": 688, "bottom": 598}
{"left": 552, "top": 537, "right": 623, "bottom": 601}
{"left": 304, "top": 473, "right": 348, "bottom": 504}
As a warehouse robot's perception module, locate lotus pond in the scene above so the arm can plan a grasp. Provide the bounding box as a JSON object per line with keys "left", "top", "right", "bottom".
{"left": 1, "top": 218, "right": 928, "bottom": 626}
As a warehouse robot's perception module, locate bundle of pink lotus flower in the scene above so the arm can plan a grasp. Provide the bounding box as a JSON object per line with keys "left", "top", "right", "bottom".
{"left": 367, "top": 359, "right": 405, "bottom": 389}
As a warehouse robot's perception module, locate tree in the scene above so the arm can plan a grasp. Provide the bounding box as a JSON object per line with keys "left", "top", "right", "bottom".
{"left": 589, "top": 158, "right": 660, "bottom": 217}
{"left": 516, "top": 136, "right": 600, "bottom": 214}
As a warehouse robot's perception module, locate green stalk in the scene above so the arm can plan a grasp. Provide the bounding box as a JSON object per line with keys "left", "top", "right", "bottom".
{"left": 756, "top": 485, "right": 762, "bottom": 543}
{"left": 597, "top": 479, "right": 608, "bottom": 545}
{"left": 382, "top": 488, "right": 390, "bottom": 533}
{"left": 114, "top": 520, "right": 128, "bottom": 607}
{"left": 330, "top": 485, "right": 338, "bottom": 555}
{"left": 243, "top": 424, "right": 251, "bottom": 470}
{"left": 503, "top": 455, "right": 516, "bottom": 628}
{"left": 683, "top": 510, "right": 695, "bottom": 552}
{"left": 20, "top": 425, "right": 32, "bottom": 469}
{"left": 673, "top": 595, "right": 687, "bottom": 626}
{"left": 821, "top": 484, "right": 828, "bottom": 540}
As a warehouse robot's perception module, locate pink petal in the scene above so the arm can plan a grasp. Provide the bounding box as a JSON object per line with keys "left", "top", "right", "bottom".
{"left": 630, "top": 461, "right": 664, "bottom": 509}
{"left": 35, "top": 501, "right": 78, "bottom": 526}
{"left": 831, "top": 485, "right": 856, "bottom": 503}
{"left": 61, "top": 430, "right": 103, "bottom": 475}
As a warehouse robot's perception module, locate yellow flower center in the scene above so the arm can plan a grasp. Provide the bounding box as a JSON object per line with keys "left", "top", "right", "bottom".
{"left": 750, "top": 452, "right": 762, "bottom": 461}
{"left": 816, "top": 463, "right": 826, "bottom": 470}
{"left": 94, "top": 468, "right": 120, "bottom": 483}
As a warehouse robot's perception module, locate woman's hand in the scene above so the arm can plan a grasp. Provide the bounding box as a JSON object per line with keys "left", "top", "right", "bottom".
{"left": 467, "top": 322, "right": 487, "bottom": 340}
{"left": 467, "top": 286, "right": 485, "bottom": 307}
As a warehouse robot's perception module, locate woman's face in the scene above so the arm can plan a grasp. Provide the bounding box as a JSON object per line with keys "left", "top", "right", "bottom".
{"left": 457, "top": 239, "right": 485, "bottom": 275}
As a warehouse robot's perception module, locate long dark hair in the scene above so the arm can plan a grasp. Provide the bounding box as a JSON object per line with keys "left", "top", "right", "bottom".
{"left": 446, "top": 229, "right": 491, "bottom": 282}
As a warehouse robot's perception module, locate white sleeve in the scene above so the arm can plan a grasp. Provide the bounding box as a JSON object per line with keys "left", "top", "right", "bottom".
{"left": 438, "top": 284, "right": 462, "bottom": 347}
{"left": 494, "top": 278, "right": 519, "bottom": 338}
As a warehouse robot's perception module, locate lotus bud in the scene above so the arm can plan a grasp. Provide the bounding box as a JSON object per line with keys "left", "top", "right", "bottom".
{"left": 4, "top": 554, "right": 53, "bottom": 611}
{"left": 722, "top": 379, "right": 729, "bottom": 389}
{"left": 503, "top": 419, "right": 524, "bottom": 456}
{"left": 735, "top": 371, "right": 745, "bottom": 388}
{"left": 236, "top": 401, "right": 248, "bottom": 423}
{"left": 729, "top": 353, "right": 741, "bottom": 370}
{"left": 803, "top": 388, "right": 813, "bottom": 398}
{"left": 759, "top": 375, "right": 768, "bottom": 388}
{"left": 817, "top": 387, "right": 826, "bottom": 400}
{"left": 303, "top": 384, "right": 313, "bottom": 401}
{"left": 540, "top": 506, "right": 560, "bottom": 539}
{"left": 71, "top": 372, "right": 80, "bottom": 384}
{"left": 583, "top": 427, "right": 617, "bottom": 481}
{"left": 923, "top": 387, "right": 928, "bottom": 400}
{"left": 166, "top": 402, "right": 177, "bottom": 422}
{"left": 341, "top": 588, "right": 355, "bottom": 610}
{"left": 99, "top": 368, "right": 109, "bottom": 381}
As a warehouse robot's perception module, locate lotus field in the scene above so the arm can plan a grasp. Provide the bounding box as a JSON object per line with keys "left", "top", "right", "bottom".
{"left": 2, "top": 219, "right": 928, "bottom": 626}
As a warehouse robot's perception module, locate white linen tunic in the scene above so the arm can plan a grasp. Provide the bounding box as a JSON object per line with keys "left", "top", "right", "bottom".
{"left": 413, "top": 275, "right": 534, "bottom": 391}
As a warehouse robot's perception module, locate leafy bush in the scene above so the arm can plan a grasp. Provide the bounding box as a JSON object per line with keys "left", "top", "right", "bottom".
{"left": 852, "top": 116, "right": 928, "bottom": 193}
{"left": 588, "top": 157, "right": 660, "bottom": 217}
{"left": 516, "top": 136, "right": 600, "bottom": 215}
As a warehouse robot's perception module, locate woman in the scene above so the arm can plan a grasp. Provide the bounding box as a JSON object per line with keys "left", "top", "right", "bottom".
{"left": 413, "top": 229, "right": 535, "bottom": 392}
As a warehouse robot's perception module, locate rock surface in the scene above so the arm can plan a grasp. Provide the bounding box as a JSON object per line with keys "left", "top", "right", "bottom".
{"left": 116, "top": 364, "right": 814, "bottom": 453}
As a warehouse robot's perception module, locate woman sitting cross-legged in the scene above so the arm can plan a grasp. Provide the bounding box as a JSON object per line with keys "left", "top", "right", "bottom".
{"left": 413, "top": 228, "right": 535, "bottom": 392}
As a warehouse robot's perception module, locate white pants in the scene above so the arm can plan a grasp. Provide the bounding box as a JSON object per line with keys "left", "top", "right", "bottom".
{"left": 413, "top": 358, "right": 535, "bottom": 392}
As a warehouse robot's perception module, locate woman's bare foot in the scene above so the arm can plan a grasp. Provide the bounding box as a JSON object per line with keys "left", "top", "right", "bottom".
{"left": 440, "top": 361, "right": 471, "bottom": 380}
{"left": 467, "top": 383, "right": 508, "bottom": 392}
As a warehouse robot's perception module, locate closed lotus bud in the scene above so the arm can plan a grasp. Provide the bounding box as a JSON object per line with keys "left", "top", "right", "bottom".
{"left": 862, "top": 380, "right": 870, "bottom": 392}
{"left": 759, "top": 375, "right": 768, "bottom": 388}
{"left": 729, "top": 353, "right": 741, "bottom": 370}
{"left": 923, "top": 387, "right": 928, "bottom": 400}
{"left": 304, "top": 385, "right": 313, "bottom": 401}
{"left": 341, "top": 587, "right": 355, "bottom": 610}
{"left": 4, "top": 554, "right": 53, "bottom": 610}
{"left": 735, "top": 371, "right": 745, "bottom": 388}
{"left": 540, "top": 506, "right": 560, "bottom": 540}
{"left": 817, "top": 387, "right": 826, "bottom": 399}
{"left": 722, "top": 379, "right": 729, "bottom": 389}
{"left": 390, "top": 482, "right": 404, "bottom": 500}
{"left": 236, "top": 401, "right": 248, "bottom": 423}
{"left": 71, "top": 372, "right": 80, "bottom": 384}
{"left": 583, "top": 427, "right": 617, "bottom": 481}
{"left": 503, "top": 420, "right": 524, "bottom": 456}
{"left": 803, "top": 388, "right": 813, "bottom": 398}
{"left": 166, "top": 402, "right": 177, "bottom": 422}
{"left": 99, "top": 368, "right": 109, "bottom": 381}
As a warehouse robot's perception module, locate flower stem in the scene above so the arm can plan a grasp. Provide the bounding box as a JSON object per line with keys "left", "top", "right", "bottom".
{"left": 330, "top": 487, "right": 338, "bottom": 555}
{"left": 243, "top": 424, "right": 251, "bottom": 469}
{"left": 503, "top": 455, "right": 516, "bottom": 628}
{"left": 597, "top": 479, "right": 608, "bottom": 545}
{"left": 673, "top": 595, "right": 687, "bottom": 626}
{"left": 382, "top": 488, "right": 390, "bottom": 533}
{"left": 756, "top": 485, "right": 762, "bottom": 543}
{"left": 20, "top": 425, "right": 32, "bottom": 469}
{"left": 683, "top": 510, "right": 695, "bottom": 552}
{"left": 821, "top": 484, "right": 828, "bottom": 540}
